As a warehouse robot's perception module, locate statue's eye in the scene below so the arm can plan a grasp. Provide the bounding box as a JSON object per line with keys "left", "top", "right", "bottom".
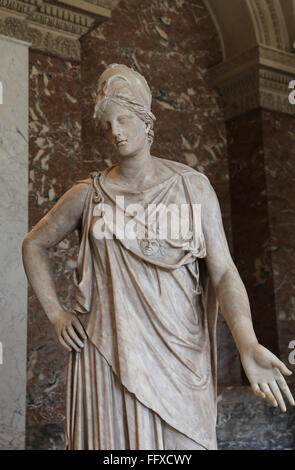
{"left": 118, "top": 115, "right": 131, "bottom": 123}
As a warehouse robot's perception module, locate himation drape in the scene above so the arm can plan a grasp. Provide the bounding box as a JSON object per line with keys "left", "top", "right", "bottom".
{"left": 65, "top": 158, "right": 218, "bottom": 450}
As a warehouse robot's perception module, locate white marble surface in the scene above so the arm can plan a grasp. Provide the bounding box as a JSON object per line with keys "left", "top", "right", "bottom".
{"left": 0, "top": 35, "right": 29, "bottom": 450}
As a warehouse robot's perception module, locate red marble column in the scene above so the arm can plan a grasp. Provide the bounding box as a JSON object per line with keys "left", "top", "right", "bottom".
{"left": 262, "top": 110, "right": 295, "bottom": 375}
{"left": 227, "top": 109, "right": 279, "bottom": 355}
{"left": 227, "top": 108, "right": 295, "bottom": 385}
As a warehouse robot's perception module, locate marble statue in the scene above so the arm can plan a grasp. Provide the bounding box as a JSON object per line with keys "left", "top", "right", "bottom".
{"left": 22, "top": 64, "right": 295, "bottom": 450}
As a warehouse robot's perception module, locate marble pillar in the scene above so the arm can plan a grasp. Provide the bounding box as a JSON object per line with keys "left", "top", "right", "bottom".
{"left": 0, "top": 34, "right": 30, "bottom": 450}
{"left": 226, "top": 110, "right": 280, "bottom": 357}
{"left": 226, "top": 108, "right": 295, "bottom": 389}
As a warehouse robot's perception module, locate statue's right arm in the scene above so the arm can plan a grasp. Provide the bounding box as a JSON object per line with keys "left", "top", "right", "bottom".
{"left": 22, "top": 183, "right": 89, "bottom": 352}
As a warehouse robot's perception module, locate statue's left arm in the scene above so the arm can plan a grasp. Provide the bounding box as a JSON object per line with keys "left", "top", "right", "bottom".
{"left": 193, "top": 173, "right": 295, "bottom": 412}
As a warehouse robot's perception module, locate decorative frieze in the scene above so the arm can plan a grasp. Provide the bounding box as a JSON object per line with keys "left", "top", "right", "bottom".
{"left": 0, "top": 0, "right": 113, "bottom": 60}
{"left": 0, "top": 14, "right": 81, "bottom": 60}
{"left": 208, "top": 45, "right": 295, "bottom": 119}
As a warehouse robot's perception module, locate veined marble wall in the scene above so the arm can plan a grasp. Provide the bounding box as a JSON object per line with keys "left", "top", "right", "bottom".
{"left": 226, "top": 109, "right": 295, "bottom": 387}
{"left": 0, "top": 34, "right": 30, "bottom": 450}
{"left": 26, "top": 51, "right": 83, "bottom": 450}
{"left": 262, "top": 110, "right": 295, "bottom": 378}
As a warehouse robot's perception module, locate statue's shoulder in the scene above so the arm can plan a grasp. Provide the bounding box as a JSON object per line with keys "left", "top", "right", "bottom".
{"left": 158, "top": 157, "right": 210, "bottom": 185}
{"left": 76, "top": 171, "right": 98, "bottom": 186}
{"left": 76, "top": 177, "right": 92, "bottom": 185}
{"left": 75, "top": 170, "right": 104, "bottom": 187}
{"left": 68, "top": 176, "right": 94, "bottom": 204}
{"left": 160, "top": 158, "right": 215, "bottom": 205}
{"left": 76, "top": 165, "right": 117, "bottom": 186}
{"left": 71, "top": 179, "right": 92, "bottom": 198}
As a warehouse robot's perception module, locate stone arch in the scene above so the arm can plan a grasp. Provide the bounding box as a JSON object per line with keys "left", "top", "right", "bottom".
{"left": 246, "top": 0, "right": 290, "bottom": 51}
{"left": 203, "top": 0, "right": 293, "bottom": 61}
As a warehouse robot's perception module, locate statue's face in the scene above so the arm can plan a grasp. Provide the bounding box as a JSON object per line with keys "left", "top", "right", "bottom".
{"left": 100, "top": 102, "right": 148, "bottom": 158}
{"left": 139, "top": 239, "right": 160, "bottom": 256}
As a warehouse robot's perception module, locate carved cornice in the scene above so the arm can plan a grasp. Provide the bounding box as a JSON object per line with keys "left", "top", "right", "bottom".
{"left": 208, "top": 45, "right": 295, "bottom": 119}
{"left": 0, "top": 0, "right": 113, "bottom": 60}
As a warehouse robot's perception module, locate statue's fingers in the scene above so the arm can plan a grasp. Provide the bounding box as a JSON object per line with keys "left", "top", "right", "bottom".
{"left": 62, "top": 328, "right": 81, "bottom": 352}
{"left": 251, "top": 383, "right": 265, "bottom": 399}
{"left": 260, "top": 383, "right": 278, "bottom": 407}
{"left": 66, "top": 324, "right": 84, "bottom": 349}
{"left": 269, "top": 380, "right": 286, "bottom": 412}
{"left": 276, "top": 375, "right": 295, "bottom": 407}
{"left": 72, "top": 317, "right": 87, "bottom": 340}
{"left": 58, "top": 334, "right": 72, "bottom": 352}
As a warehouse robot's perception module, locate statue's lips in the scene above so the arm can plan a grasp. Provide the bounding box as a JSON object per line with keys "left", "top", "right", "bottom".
{"left": 116, "top": 140, "right": 127, "bottom": 147}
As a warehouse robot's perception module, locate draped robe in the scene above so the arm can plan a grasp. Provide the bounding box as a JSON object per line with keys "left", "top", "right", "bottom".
{"left": 65, "top": 158, "right": 219, "bottom": 450}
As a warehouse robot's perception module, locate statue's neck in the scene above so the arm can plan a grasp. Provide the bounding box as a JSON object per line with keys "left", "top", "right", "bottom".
{"left": 115, "top": 149, "right": 155, "bottom": 186}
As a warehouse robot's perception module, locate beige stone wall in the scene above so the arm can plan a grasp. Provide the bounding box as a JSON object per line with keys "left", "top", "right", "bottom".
{"left": 0, "top": 34, "right": 29, "bottom": 450}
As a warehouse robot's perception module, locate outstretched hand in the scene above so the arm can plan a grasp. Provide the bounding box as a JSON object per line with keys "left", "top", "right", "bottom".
{"left": 240, "top": 343, "right": 295, "bottom": 412}
{"left": 53, "top": 310, "right": 87, "bottom": 353}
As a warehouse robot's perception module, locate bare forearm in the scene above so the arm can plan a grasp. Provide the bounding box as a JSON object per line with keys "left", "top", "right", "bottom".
{"left": 215, "top": 266, "right": 259, "bottom": 353}
{"left": 22, "top": 240, "right": 64, "bottom": 323}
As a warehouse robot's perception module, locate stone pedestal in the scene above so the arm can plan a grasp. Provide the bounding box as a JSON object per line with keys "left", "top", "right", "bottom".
{"left": 217, "top": 385, "right": 295, "bottom": 450}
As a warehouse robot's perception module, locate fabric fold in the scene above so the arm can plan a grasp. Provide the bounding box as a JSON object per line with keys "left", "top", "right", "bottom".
{"left": 65, "top": 340, "right": 208, "bottom": 450}
{"left": 68, "top": 158, "right": 219, "bottom": 450}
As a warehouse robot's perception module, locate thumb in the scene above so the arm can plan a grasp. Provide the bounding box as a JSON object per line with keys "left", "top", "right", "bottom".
{"left": 272, "top": 359, "right": 292, "bottom": 376}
